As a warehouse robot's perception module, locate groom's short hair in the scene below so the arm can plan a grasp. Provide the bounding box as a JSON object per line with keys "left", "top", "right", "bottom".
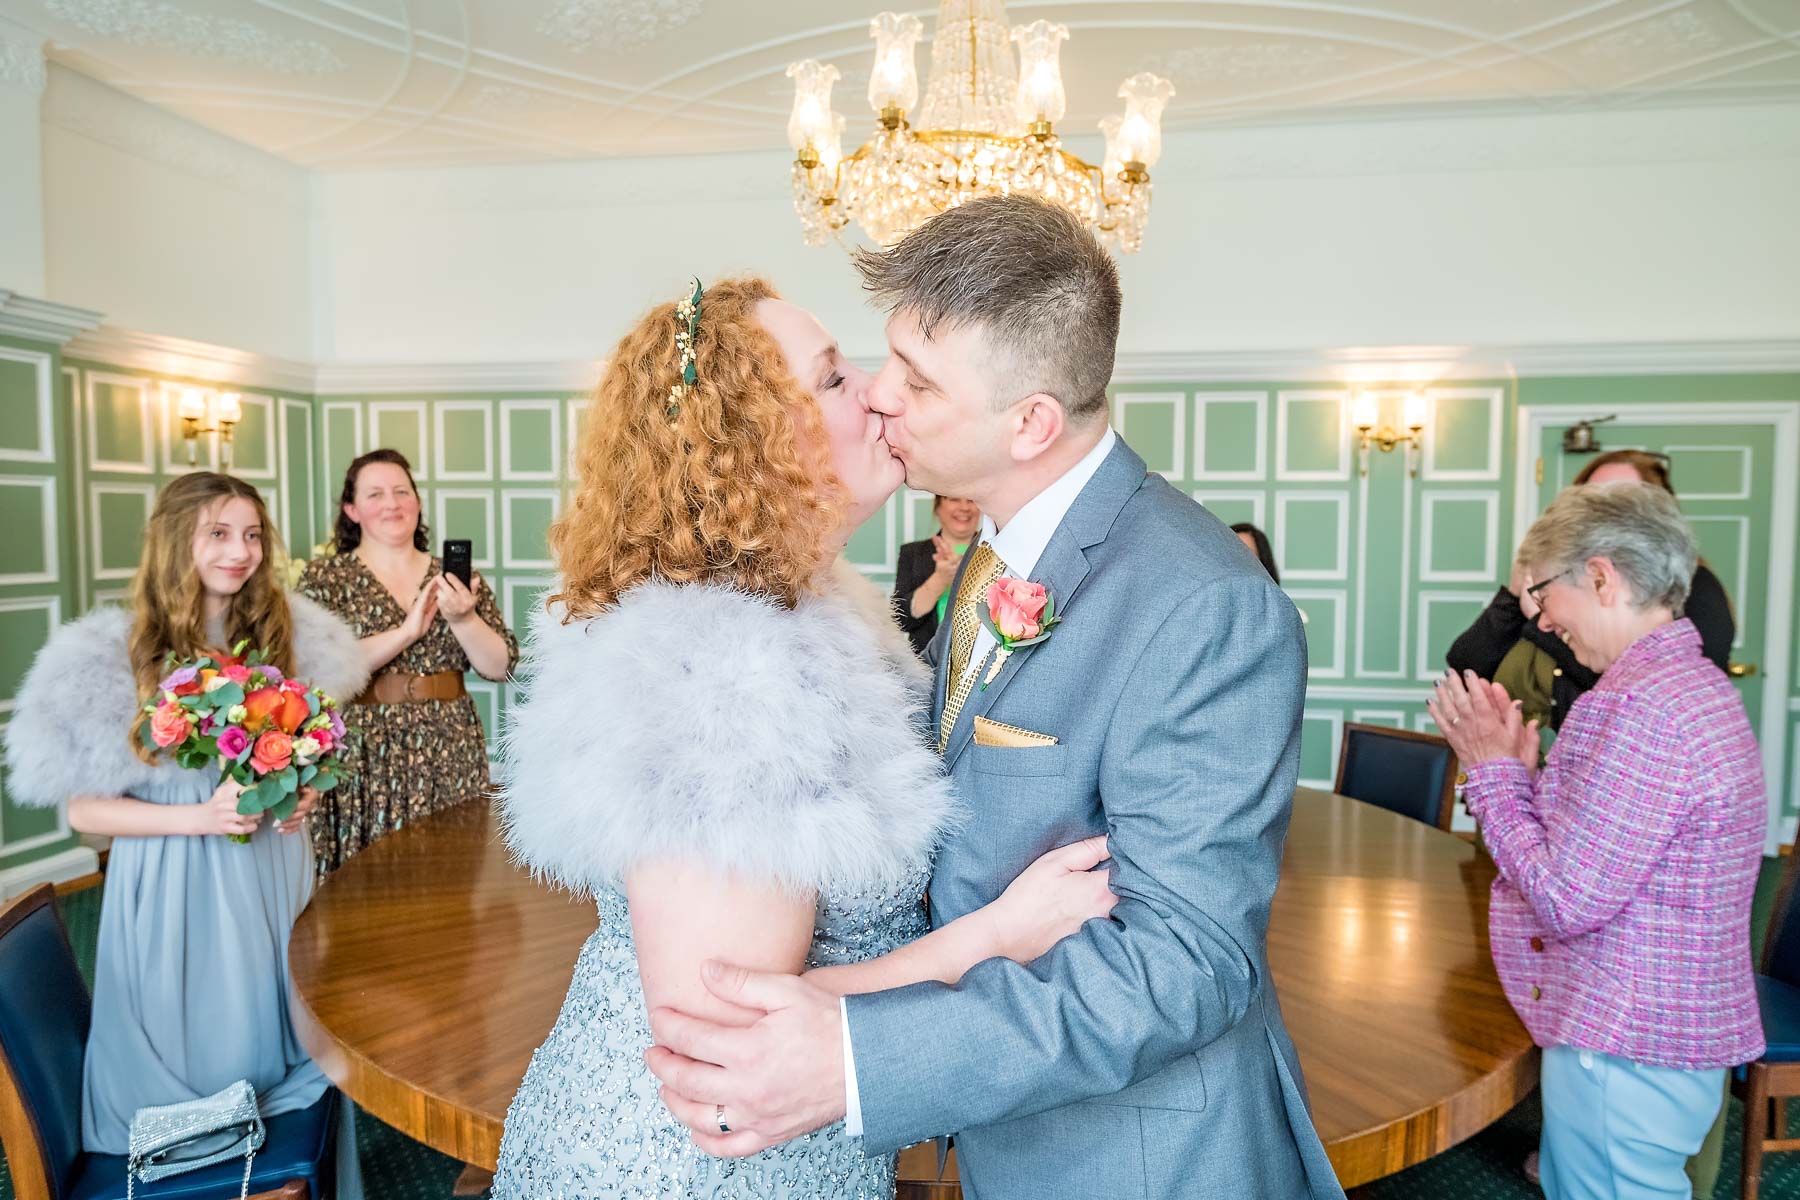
{"left": 853, "top": 195, "right": 1121, "bottom": 422}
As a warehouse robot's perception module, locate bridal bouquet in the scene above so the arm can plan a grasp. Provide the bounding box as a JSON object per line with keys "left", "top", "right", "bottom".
{"left": 141, "top": 643, "right": 350, "bottom": 842}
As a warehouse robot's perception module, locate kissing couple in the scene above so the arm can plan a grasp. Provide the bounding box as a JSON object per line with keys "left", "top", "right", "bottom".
{"left": 492, "top": 194, "right": 1345, "bottom": 1200}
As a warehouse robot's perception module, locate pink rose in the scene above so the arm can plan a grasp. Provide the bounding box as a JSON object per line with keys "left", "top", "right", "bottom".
{"left": 221, "top": 664, "right": 252, "bottom": 685}
{"left": 150, "top": 702, "right": 190, "bottom": 749}
{"left": 986, "top": 578, "right": 1048, "bottom": 641}
{"left": 250, "top": 730, "right": 294, "bottom": 774}
{"left": 216, "top": 725, "right": 251, "bottom": 761}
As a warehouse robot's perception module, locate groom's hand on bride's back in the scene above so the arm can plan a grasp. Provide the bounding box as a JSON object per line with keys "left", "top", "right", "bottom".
{"left": 645, "top": 961, "right": 845, "bottom": 1157}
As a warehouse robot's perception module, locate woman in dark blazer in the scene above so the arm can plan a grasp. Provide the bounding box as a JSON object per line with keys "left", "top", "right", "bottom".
{"left": 1447, "top": 449, "right": 1735, "bottom": 733}
{"left": 891, "top": 496, "right": 982, "bottom": 657}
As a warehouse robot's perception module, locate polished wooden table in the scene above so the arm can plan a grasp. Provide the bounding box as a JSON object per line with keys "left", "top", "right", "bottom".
{"left": 288, "top": 788, "right": 1537, "bottom": 1190}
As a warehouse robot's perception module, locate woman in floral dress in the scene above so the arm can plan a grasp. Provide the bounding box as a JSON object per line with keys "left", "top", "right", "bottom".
{"left": 299, "top": 448, "right": 518, "bottom": 876}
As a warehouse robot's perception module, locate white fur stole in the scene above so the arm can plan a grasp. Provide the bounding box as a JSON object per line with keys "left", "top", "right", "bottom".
{"left": 497, "top": 564, "right": 957, "bottom": 898}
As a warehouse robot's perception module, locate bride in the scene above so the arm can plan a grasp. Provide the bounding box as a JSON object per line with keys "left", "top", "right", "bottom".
{"left": 491, "top": 276, "right": 1116, "bottom": 1198}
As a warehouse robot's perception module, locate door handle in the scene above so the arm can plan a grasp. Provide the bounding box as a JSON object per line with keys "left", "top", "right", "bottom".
{"left": 1728, "top": 661, "right": 1758, "bottom": 678}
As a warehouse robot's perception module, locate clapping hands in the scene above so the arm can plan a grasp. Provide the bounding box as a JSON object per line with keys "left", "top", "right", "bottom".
{"left": 928, "top": 534, "right": 961, "bottom": 585}
{"left": 1427, "top": 669, "right": 1540, "bottom": 778}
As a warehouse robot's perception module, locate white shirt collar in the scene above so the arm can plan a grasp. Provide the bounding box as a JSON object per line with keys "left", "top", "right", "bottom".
{"left": 981, "top": 426, "right": 1116, "bottom": 580}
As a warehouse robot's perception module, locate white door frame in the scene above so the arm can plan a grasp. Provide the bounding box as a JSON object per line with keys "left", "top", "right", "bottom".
{"left": 1515, "top": 401, "right": 1799, "bottom": 854}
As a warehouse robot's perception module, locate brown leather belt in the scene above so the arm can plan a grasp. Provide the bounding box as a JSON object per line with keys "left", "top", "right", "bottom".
{"left": 354, "top": 670, "right": 467, "bottom": 706}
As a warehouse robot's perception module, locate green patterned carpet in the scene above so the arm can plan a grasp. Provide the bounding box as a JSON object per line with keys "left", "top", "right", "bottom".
{"left": 7, "top": 869, "right": 1795, "bottom": 1200}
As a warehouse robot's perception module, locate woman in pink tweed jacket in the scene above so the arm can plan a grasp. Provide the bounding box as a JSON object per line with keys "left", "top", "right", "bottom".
{"left": 1430, "top": 481, "right": 1764, "bottom": 1200}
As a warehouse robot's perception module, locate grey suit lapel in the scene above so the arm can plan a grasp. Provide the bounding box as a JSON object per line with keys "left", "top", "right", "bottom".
{"left": 941, "top": 438, "right": 1150, "bottom": 770}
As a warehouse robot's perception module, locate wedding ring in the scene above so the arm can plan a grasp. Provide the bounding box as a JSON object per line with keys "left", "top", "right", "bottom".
{"left": 715, "top": 1104, "right": 731, "bottom": 1134}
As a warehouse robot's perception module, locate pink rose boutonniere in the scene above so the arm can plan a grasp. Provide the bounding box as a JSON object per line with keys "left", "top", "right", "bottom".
{"left": 975, "top": 577, "right": 1062, "bottom": 688}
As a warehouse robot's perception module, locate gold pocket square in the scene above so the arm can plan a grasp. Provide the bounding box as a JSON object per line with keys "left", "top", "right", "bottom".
{"left": 973, "top": 716, "right": 1059, "bottom": 748}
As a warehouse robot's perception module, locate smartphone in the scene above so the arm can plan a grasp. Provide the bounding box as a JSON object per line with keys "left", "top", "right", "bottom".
{"left": 442, "top": 539, "right": 472, "bottom": 589}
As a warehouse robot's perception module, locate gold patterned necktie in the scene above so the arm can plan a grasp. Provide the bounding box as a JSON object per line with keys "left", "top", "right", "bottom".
{"left": 939, "top": 541, "right": 1007, "bottom": 751}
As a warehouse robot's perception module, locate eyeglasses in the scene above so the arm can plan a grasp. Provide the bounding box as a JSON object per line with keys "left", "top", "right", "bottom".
{"left": 1524, "top": 569, "right": 1575, "bottom": 604}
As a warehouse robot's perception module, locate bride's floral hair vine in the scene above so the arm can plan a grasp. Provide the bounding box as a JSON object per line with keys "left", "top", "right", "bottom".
{"left": 665, "top": 277, "right": 704, "bottom": 421}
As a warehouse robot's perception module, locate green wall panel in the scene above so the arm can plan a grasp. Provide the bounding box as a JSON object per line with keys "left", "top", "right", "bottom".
{"left": 0, "top": 358, "right": 44, "bottom": 456}
{"left": 90, "top": 378, "right": 151, "bottom": 468}
{"left": 1198, "top": 397, "right": 1261, "bottom": 476}
{"left": 1425, "top": 497, "right": 1494, "bottom": 577}
{"left": 0, "top": 479, "right": 51, "bottom": 579}
{"left": 369, "top": 404, "right": 425, "bottom": 469}
{"left": 1429, "top": 392, "right": 1496, "bottom": 474}
{"left": 1281, "top": 393, "right": 1346, "bottom": 475}
{"left": 0, "top": 602, "right": 56, "bottom": 701}
{"left": 504, "top": 493, "right": 557, "bottom": 567}
{"left": 439, "top": 404, "right": 491, "bottom": 476}
{"left": 504, "top": 403, "right": 558, "bottom": 477}
{"left": 228, "top": 397, "right": 275, "bottom": 476}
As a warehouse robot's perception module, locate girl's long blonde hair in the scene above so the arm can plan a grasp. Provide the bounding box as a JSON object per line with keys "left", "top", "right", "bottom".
{"left": 127, "top": 472, "right": 295, "bottom": 760}
{"left": 551, "top": 276, "right": 844, "bottom": 618}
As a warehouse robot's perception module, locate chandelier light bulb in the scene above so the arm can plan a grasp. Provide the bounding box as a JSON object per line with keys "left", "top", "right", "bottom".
{"left": 1011, "top": 20, "right": 1068, "bottom": 127}
{"left": 786, "top": 60, "right": 842, "bottom": 156}
{"left": 867, "top": 12, "right": 924, "bottom": 115}
{"left": 1114, "top": 72, "right": 1175, "bottom": 168}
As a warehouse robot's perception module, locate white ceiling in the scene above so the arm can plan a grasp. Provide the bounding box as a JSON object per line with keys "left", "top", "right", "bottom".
{"left": 3, "top": 0, "right": 1797, "bottom": 170}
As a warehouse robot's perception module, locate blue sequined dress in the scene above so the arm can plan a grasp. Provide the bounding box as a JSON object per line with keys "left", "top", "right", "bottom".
{"left": 493, "top": 876, "right": 928, "bottom": 1198}
{"left": 491, "top": 563, "right": 957, "bottom": 1200}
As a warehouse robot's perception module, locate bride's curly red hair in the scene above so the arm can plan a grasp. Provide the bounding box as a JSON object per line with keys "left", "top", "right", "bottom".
{"left": 550, "top": 276, "right": 845, "bottom": 619}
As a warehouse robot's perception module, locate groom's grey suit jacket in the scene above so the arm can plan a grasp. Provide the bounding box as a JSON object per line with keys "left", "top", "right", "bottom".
{"left": 845, "top": 438, "right": 1345, "bottom": 1200}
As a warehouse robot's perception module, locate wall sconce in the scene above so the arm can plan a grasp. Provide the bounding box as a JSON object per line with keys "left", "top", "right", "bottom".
{"left": 1352, "top": 390, "right": 1428, "bottom": 477}
{"left": 177, "top": 389, "right": 242, "bottom": 467}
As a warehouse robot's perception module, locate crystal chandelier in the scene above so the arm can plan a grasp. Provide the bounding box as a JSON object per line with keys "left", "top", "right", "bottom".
{"left": 785, "top": 0, "right": 1174, "bottom": 253}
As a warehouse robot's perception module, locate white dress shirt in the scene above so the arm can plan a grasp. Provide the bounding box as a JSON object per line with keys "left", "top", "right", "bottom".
{"left": 842, "top": 426, "right": 1117, "bottom": 1136}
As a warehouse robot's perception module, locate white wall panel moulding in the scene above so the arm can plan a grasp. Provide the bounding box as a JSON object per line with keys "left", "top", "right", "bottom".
{"left": 0, "top": 291, "right": 103, "bottom": 345}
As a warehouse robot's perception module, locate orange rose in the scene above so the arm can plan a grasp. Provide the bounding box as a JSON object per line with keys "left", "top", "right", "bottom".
{"left": 250, "top": 730, "right": 294, "bottom": 774}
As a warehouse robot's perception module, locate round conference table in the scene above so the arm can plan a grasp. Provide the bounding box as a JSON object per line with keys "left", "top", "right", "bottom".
{"left": 288, "top": 787, "right": 1537, "bottom": 1192}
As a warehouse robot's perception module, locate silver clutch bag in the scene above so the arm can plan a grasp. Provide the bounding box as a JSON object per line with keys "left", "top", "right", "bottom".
{"left": 126, "top": 1078, "right": 264, "bottom": 1200}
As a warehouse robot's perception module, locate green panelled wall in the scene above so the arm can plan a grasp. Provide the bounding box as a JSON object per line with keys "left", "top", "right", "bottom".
{"left": 4, "top": 363, "right": 1798, "bottom": 878}
{"left": 0, "top": 334, "right": 80, "bottom": 873}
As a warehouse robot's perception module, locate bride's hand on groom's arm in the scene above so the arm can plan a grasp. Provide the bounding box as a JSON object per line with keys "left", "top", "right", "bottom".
{"left": 982, "top": 835, "right": 1116, "bottom": 963}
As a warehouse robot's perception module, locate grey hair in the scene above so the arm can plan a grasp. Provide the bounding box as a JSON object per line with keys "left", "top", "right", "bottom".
{"left": 852, "top": 195, "right": 1121, "bottom": 421}
{"left": 1517, "top": 481, "right": 1698, "bottom": 613}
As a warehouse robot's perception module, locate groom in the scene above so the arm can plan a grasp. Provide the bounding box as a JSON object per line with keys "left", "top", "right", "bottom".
{"left": 646, "top": 195, "right": 1345, "bottom": 1199}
